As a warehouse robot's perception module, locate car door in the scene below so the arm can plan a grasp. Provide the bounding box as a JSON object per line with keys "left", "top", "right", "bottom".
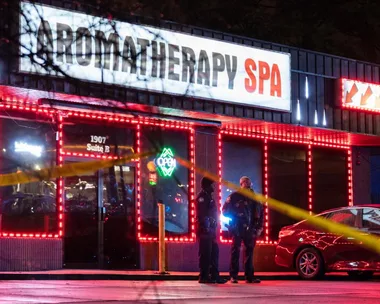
{"left": 321, "top": 208, "right": 364, "bottom": 270}
{"left": 359, "top": 207, "right": 380, "bottom": 265}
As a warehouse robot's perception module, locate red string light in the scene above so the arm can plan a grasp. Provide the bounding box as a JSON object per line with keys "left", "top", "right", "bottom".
{"left": 0, "top": 104, "right": 58, "bottom": 238}
{"left": 136, "top": 124, "right": 142, "bottom": 240}
{"left": 0, "top": 102, "right": 196, "bottom": 241}
{"left": 219, "top": 128, "right": 350, "bottom": 244}
{"left": 347, "top": 149, "right": 353, "bottom": 206}
{"left": 217, "top": 132, "right": 228, "bottom": 243}
{"left": 136, "top": 123, "right": 195, "bottom": 243}
{"left": 0, "top": 100, "right": 353, "bottom": 245}
{"left": 264, "top": 139, "right": 269, "bottom": 243}
{"left": 308, "top": 144, "right": 313, "bottom": 215}
{"left": 60, "top": 151, "right": 119, "bottom": 159}
{"left": 57, "top": 115, "right": 64, "bottom": 238}
{"left": 189, "top": 128, "right": 196, "bottom": 241}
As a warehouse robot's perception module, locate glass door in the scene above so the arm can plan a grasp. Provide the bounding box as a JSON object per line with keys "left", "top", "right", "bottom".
{"left": 63, "top": 161, "right": 138, "bottom": 269}
{"left": 63, "top": 168, "right": 99, "bottom": 268}
{"left": 102, "top": 165, "right": 138, "bottom": 269}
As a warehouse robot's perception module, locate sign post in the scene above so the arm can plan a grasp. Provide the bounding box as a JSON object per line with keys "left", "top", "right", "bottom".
{"left": 157, "top": 201, "right": 169, "bottom": 275}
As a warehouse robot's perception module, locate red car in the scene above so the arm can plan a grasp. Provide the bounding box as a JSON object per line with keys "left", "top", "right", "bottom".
{"left": 275, "top": 205, "right": 380, "bottom": 279}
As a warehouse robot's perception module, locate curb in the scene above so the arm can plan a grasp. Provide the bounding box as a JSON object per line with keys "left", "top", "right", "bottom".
{"left": 0, "top": 273, "right": 301, "bottom": 281}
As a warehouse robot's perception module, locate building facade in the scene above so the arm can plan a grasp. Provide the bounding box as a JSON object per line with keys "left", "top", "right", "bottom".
{"left": 0, "top": 0, "right": 378, "bottom": 271}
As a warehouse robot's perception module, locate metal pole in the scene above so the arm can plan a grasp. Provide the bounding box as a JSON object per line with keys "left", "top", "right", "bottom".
{"left": 157, "top": 202, "right": 168, "bottom": 274}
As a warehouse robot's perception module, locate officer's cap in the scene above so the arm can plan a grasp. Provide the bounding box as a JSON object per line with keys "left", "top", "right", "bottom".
{"left": 201, "top": 177, "right": 214, "bottom": 188}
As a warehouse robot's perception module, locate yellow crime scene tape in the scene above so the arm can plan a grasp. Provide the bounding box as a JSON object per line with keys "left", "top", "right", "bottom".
{"left": 0, "top": 151, "right": 155, "bottom": 187}
{"left": 0, "top": 147, "right": 379, "bottom": 254}
{"left": 176, "top": 156, "right": 380, "bottom": 254}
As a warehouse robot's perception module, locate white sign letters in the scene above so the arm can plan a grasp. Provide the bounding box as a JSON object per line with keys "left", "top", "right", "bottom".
{"left": 20, "top": 2, "right": 291, "bottom": 111}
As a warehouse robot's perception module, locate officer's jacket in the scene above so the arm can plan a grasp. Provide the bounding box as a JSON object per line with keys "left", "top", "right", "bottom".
{"left": 222, "top": 190, "right": 264, "bottom": 236}
{"left": 196, "top": 189, "right": 218, "bottom": 238}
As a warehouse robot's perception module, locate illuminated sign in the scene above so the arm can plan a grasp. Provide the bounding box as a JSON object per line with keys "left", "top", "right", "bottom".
{"left": 114, "top": 166, "right": 130, "bottom": 172}
{"left": 149, "top": 172, "right": 158, "bottom": 185}
{"left": 87, "top": 135, "right": 110, "bottom": 153}
{"left": 155, "top": 148, "right": 176, "bottom": 177}
{"left": 14, "top": 141, "right": 43, "bottom": 157}
{"left": 20, "top": 2, "right": 291, "bottom": 111}
{"left": 341, "top": 78, "right": 380, "bottom": 113}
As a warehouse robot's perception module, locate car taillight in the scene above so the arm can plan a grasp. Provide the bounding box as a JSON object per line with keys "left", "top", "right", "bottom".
{"left": 279, "top": 230, "right": 295, "bottom": 238}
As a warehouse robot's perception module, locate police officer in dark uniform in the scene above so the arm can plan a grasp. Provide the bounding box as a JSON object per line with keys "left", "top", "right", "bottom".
{"left": 196, "top": 177, "right": 226, "bottom": 284}
{"left": 222, "top": 176, "right": 264, "bottom": 283}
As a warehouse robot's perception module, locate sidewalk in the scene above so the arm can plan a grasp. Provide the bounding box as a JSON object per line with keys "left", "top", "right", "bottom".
{"left": 0, "top": 269, "right": 351, "bottom": 280}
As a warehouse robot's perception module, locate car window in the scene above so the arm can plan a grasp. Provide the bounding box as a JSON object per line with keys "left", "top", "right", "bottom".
{"left": 326, "top": 209, "right": 358, "bottom": 227}
{"left": 362, "top": 208, "right": 380, "bottom": 230}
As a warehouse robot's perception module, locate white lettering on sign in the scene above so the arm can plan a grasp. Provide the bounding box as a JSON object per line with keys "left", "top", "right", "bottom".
{"left": 156, "top": 157, "right": 176, "bottom": 168}
{"left": 15, "top": 141, "right": 43, "bottom": 157}
{"left": 341, "top": 78, "right": 380, "bottom": 112}
{"left": 87, "top": 135, "right": 110, "bottom": 153}
{"left": 155, "top": 147, "right": 176, "bottom": 177}
{"left": 90, "top": 135, "right": 107, "bottom": 144}
{"left": 19, "top": 2, "right": 291, "bottom": 111}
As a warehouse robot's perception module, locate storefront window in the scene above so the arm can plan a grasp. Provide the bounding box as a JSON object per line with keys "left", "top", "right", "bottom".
{"left": 62, "top": 118, "right": 135, "bottom": 157}
{"left": 0, "top": 112, "right": 57, "bottom": 233}
{"left": 221, "top": 136, "right": 263, "bottom": 239}
{"left": 268, "top": 143, "right": 307, "bottom": 240}
{"left": 312, "top": 148, "right": 348, "bottom": 214}
{"left": 140, "top": 127, "right": 189, "bottom": 237}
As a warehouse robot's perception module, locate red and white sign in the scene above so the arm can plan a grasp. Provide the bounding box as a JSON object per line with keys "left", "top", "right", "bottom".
{"left": 19, "top": 2, "right": 291, "bottom": 112}
{"left": 342, "top": 78, "right": 380, "bottom": 113}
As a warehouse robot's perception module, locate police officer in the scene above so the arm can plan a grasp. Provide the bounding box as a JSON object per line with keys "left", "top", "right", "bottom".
{"left": 196, "top": 177, "right": 226, "bottom": 284}
{"left": 222, "top": 176, "right": 264, "bottom": 283}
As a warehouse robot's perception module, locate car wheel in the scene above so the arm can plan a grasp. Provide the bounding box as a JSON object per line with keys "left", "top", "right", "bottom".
{"left": 296, "top": 247, "right": 325, "bottom": 279}
{"left": 347, "top": 271, "right": 374, "bottom": 280}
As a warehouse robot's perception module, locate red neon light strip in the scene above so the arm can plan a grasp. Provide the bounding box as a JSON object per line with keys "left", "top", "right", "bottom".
{"left": 347, "top": 149, "right": 353, "bottom": 206}
{"left": 136, "top": 124, "right": 142, "bottom": 240}
{"left": 137, "top": 125, "right": 195, "bottom": 243}
{"left": 220, "top": 129, "right": 351, "bottom": 244}
{"left": 308, "top": 144, "right": 313, "bottom": 215}
{"left": 57, "top": 115, "right": 64, "bottom": 238}
{"left": 65, "top": 111, "right": 135, "bottom": 124}
{"left": 0, "top": 104, "right": 59, "bottom": 239}
{"left": 0, "top": 100, "right": 353, "bottom": 244}
{"left": 60, "top": 151, "right": 119, "bottom": 160}
{"left": 223, "top": 127, "right": 351, "bottom": 147}
{"left": 189, "top": 128, "right": 195, "bottom": 241}
{"left": 217, "top": 132, "right": 229, "bottom": 243}
{"left": 63, "top": 110, "right": 195, "bottom": 243}
{"left": 218, "top": 133, "right": 273, "bottom": 245}
{"left": 264, "top": 139, "right": 269, "bottom": 243}
{"left": 0, "top": 103, "right": 194, "bottom": 240}
{"left": 0, "top": 103, "right": 55, "bottom": 115}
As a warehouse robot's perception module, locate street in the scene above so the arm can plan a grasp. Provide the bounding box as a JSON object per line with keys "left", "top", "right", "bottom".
{"left": 0, "top": 279, "right": 379, "bottom": 304}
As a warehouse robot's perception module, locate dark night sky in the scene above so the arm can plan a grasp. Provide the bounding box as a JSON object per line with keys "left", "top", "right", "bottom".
{"left": 79, "top": 0, "right": 380, "bottom": 64}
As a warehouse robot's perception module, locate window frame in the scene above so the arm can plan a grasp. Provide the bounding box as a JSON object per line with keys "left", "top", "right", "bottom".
{"left": 324, "top": 208, "right": 361, "bottom": 228}
{"left": 360, "top": 207, "right": 380, "bottom": 231}
{"left": 0, "top": 108, "right": 60, "bottom": 238}
{"left": 219, "top": 130, "right": 352, "bottom": 244}
{"left": 138, "top": 124, "right": 195, "bottom": 242}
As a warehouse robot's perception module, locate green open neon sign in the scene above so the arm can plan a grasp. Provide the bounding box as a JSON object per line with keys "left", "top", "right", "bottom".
{"left": 155, "top": 147, "right": 176, "bottom": 177}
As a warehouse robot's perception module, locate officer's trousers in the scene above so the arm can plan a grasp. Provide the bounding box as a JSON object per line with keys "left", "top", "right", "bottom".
{"left": 198, "top": 237, "right": 219, "bottom": 280}
{"left": 230, "top": 234, "right": 257, "bottom": 280}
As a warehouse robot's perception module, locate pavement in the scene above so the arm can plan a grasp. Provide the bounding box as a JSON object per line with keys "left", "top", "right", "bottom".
{"left": 1, "top": 280, "right": 380, "bottom": 303}
{"left": 0, "top": 269, "right": 377, "bottom": 280}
